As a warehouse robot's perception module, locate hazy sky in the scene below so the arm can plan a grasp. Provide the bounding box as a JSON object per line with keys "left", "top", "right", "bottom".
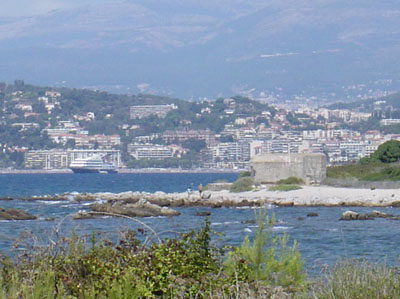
{"left": 0, "top": 0, "right": 119, "bottom": 17}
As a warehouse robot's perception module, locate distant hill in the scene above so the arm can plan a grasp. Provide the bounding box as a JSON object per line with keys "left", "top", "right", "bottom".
{"left": 327, "top": 92, "right": 400, "bottom": 112}
{"left": 0, "top": 1, "right": 400, "bottom": 98}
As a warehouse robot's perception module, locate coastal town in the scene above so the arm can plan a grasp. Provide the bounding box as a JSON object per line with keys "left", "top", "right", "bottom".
{"left": 0, "top": 80, "right": 399, "bottom": 171}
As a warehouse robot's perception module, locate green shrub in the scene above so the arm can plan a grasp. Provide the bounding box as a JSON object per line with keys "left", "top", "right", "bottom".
{"left": 276, "top": 177, "right": 304, "bottom": 185}
{"left": 0, "top": 212, "right": 310, "bottom": 298}
{"left": 0, "top": 221, "right": 221, "bottom": 298}
{"left": 362, "top": 140, "right": 400, "bottom": 164}
{"left": 238, "top": 171, "right": 252, "bottom": 178}
{"left": 224, "top": 210, "right": 305, "bottom": 290}
{"left": 312, "top": 259, "right": 400, "bottom": 299}
{"left": 269, "top": 184, "right": 302, "bottom": 192}
{"left": 230, "top": 177, "right": 254, "bottom": 192}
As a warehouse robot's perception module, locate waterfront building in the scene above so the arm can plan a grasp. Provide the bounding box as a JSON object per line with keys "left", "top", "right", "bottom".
{"left": 24, "top": 149, "right": 69, "bottom": 169}
{"left": 24, "top": 149, "right": 121, "bottom": 169}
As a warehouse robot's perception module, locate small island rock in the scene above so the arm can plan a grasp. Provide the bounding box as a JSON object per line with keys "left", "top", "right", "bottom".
{"left": 340, "top": 210, "right": 370, "bottom": 220}
{"left": 91, "top": 199, "right": 180, "bottom": 217}
{"left": 0, "top": 207, "right": 36, "bottom": 220}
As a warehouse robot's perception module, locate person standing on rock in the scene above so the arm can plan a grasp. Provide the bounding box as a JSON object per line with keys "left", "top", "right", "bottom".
{"left": 198, "top": 184, "right": 203, "bottom": 196}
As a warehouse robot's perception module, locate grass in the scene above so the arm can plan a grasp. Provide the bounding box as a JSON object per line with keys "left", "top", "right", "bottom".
{"left": 326, "top": 162, "right": 400, "bottom": 181}
{"left": 310, "top": 259, "right": 400, "bottom": 299}
{"left": 276, "top": 177, "right": 304, "bottom": 185}
{"left": 269, "top": 184, "right": 302, "bottom": 192}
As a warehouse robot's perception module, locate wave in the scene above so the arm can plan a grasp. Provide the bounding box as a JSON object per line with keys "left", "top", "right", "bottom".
{"left": 235, "top": 204, "right": 275, "bottom": 210}
{"left": 60, "top": 204, "right": 81, "bottom": 208}
{"left": 37, "top": 200, "right": 64, "bottom": 205}
{"left": 211, "top": 221, "right": 241, "bottom": 226}
{"left": 273, "top": 226, "right": 292, "bottom": 230}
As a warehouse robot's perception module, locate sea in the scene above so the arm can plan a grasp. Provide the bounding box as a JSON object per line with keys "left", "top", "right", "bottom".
{"left": 0, "top": 172, "right": 399, "bottom": 274}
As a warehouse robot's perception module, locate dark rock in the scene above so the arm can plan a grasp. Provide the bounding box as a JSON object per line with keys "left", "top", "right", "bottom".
{"left": 0, "top": 197, "right": 13, "bottom": 201}
{"left": 307, "top": 212, "right": 318, "bottom": 217}
{"left": 201, "top": 192, "right": 212, "bottom": 199}
{"left": 91, "top": 199, "right": 180, "bottom": 217}
{"left": 391, "top": 201, "right": 400, "bottom": 207}
{"left": 195, "top": 211, "right": 211, "bottom": 216}
{"left": 279, "top": 201, "right": 294, "bottom": 207}
{"left": 210, "top": 203, "right": 222, "bottom": 208}
{"left": 241, "top": 219, "right": 257, "bottom": 224}
{"left": 297, "top": 217, "right": 304, "bottom": 221}
{"left": 73, "top": 212, "right": 97, "bottom": 220}
{"left": 0, "top": 207, "right": 36, "bottom": 220}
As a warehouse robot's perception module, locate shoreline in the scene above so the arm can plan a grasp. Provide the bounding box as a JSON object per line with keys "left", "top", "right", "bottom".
{"left": 0, "top": 168, "right": 242, "bottom": 174}
{"left": 15, "top": 185, "right": 400, "bottom": 208}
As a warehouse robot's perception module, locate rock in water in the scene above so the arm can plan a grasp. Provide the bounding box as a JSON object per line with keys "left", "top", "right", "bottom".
{"left": 195, "top": 211, "right": 211, "bottom": 216}
{"left": 368, "top": 210, "right": 393, "bottom": 219}
{"left": 340, "top": 210, "right": 370, "bottom": 220}
{"left": 0, "top": 207, "right": 36, "bottom": 220}
{"left": 91, "top": 199, "right": 180, "bottom": 217}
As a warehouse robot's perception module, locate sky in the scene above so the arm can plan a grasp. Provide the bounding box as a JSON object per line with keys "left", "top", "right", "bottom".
{"left": 0, "top": 0, "right": 118, "bottom": 17}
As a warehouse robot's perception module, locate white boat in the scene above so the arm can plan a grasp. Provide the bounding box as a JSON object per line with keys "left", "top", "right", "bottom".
{"left": 69, "top": 156, "right": 117, "bottom": 174}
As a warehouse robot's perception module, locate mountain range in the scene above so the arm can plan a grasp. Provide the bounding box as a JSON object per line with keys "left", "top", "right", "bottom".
{"left": 0, "top": 0, "right": 400, "bottom": 99}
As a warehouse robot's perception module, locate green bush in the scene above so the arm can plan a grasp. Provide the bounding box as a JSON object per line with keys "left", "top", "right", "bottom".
{"left": 269, "top": 184, "right": 302, "bottom": 192}
{"left": 276, "top": 177, "right": 304, "bottom": 185}
{"left": 238, "top": 171, "right": 252, "bottom": 178}
{"left": 0, "top": 222, "right": 221, "bottom": 298}
{"left": 230, "top": 177, "right": 254, "bottom": 192}
{"left": 361, "top": 140, "right": 400, "bottom": 164}
{"left": 224, "top": 210, "right": 305, "bottom": 290}
{"left": 0, "top": 212, "right": 308, "bottom": 298}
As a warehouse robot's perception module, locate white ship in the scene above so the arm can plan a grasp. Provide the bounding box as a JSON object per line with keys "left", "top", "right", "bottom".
{"left": 69, "top": 156, "right": 117, "bottom": 174}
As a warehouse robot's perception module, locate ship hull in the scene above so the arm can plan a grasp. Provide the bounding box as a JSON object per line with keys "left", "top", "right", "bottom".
{"left": 70, "top": 168, "right": 117, "bottom": 174}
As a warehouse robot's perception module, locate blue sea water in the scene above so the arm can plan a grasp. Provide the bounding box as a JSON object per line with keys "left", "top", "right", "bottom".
{"left": 0, "top": 173, "right": 399, "bottom": 274}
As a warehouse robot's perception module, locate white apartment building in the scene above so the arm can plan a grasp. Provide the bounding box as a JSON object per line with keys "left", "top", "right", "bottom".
{"left": 128, "top": 144, "right": 178, "bottom": 160}
{"left": 25, "top": 149, "right": 121, "bottom": 169}
{"left": 380, "top": 119, "right": 400, "bottom": 126}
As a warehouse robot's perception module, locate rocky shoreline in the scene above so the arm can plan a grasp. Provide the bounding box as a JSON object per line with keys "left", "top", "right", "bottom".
{"left": 2, "top": 185, "right": 400, "bottom": 220}
{"left": 21, "top": 185, "right": 400, "bottom": 208}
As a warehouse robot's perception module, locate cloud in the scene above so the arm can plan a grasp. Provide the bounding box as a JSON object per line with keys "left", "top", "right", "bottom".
{"left": 0, "top": 0, "right": 119, "bottom": 17}
{"left": 260, "top": 52, "right": 300, "bottom": 58}
{"left": 0, "top": 0, "right": 66, "bottom": 17}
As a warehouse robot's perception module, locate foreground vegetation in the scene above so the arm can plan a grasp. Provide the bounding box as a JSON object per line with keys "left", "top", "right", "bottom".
{"left": 1, "top": 211, "right": 400, "bottom": 298}
{"left": 0, "top": 212, "right": 305, "bottom": 298}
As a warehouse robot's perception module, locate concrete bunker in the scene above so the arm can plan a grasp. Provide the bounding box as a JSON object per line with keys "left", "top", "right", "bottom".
{"left": 251, "top": 153, "right": 327, "bottom": 185}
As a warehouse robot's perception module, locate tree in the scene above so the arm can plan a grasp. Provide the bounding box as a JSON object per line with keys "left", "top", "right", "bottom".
{"left": 361, "top": 140, "right": 400, "bottom": 164}
{"left": 182, "top": 139, "right": 207, "bottom": 153}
